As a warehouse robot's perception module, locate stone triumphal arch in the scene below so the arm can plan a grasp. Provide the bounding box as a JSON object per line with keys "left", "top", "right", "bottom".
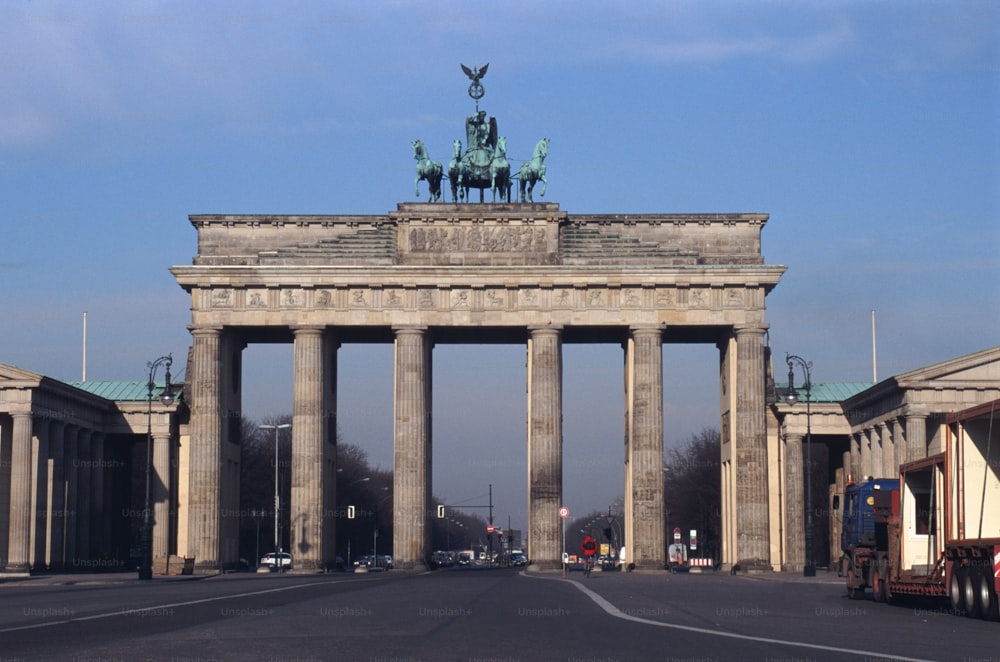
{"left": 171, "top": 202, "right": 784, "bottom": 572}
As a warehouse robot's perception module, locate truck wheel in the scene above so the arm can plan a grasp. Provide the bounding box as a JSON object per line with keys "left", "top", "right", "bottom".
{"left": 949, "top": 567, "right": 966, "bottom": 613}
{"left": 872, "top": 557, "right": 887, "bottom": 603}
{"left": 974, "top": 568, "right": 998, "bottom": 621}
{"left": 962, "top": 568, "right": 982, "bottom": 618}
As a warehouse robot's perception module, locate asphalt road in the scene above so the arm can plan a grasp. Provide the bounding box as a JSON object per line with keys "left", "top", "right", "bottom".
{"left": 1, "top": 567, "right": 996, "bottom": 661}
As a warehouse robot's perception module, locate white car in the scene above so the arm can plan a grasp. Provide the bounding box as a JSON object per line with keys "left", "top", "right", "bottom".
{"left": 260, "top": 552, "right": 292, "bottom": 569}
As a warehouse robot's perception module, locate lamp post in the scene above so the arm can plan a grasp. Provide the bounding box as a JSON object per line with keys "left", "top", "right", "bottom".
{"left": 139, "top": 354, "right": 175, "bottom": 580}
{"left": 260, "top": 423, "right": 290, "bottom": 571}
{"left": 784, "top": 353, "right": 816, "bottom": 577}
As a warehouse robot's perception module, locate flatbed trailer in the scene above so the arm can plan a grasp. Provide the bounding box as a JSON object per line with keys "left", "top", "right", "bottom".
{"left": 841, "top": 399, "right": 999, "bottom": 620}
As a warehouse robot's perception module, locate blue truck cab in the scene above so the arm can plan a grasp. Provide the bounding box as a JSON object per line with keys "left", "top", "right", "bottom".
{"left": 841, "top": 478, "right": 899, "bottom": 552}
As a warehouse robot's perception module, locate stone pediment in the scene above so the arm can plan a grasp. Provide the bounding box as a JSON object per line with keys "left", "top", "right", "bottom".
{"left": 897, "top": 345, "right": 1000, "bottom": 387}
{"left": 0, "top": 363, "right": 44, "bottom": 385}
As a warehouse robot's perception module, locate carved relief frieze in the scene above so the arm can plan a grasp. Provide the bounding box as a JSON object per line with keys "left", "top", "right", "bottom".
{"left": 418, "top": 290, "right": 435, "bottom": 308}
{"left": 690, "top": 288, "right": 708, "bottom": 308}
{"left": 485, "top": 289, "right": 507, "bottom": 308}
{"left": 555, "top": 289, "right": 573, "bottom": 308}
{"left": 451, "top": 290, "right": 470, "bottom": 308}
{"left": 211, "top": 289, "right": 233, "bottom": 308}
{"left": 622, "top": 288, "right": 642, "bottom": 307}
{"left": 726, "top": 288, "right": 745, "bottom": 307}
{"left": 247, "top": 290, "right": 268, "bottom": 308}
{"left": 350, "top": 290, "right": 369, "bottom": 308}
{"left": 655, "top": 289, "right": 675, "bottom": 307}
{"left": 519, "top": 288, "right": 539, "bottom": 308}
{"left": 316, "top": 290, "right": 333, "bottom": 307}
{"left": 281, "top": 289, "right": 301, "bottom": 307}
{"left": 587, "top": 289, "right": 606, "bottom": 307}
{"left": 384, "top": 289, "right": 403, "bottom": 307}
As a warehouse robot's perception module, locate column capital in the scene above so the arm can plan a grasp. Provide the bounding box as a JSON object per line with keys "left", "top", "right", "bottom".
{"left": 527, "top": 325, "right": 563, "bottom": 335}
{"left": 392, "top": 325, "right": 429, "bottom": 335}
{"left": 629, "top": 325, "right": 665, "bottom": 338}
{"left": 290, "top": 324, "right": 326, "bottom": 335}
{"left": 733, "top": 324, "right": 769, "bottom": 337}
{"left": 903, "top": 406, "right": 929, "bottom": 420}
{"left": 188, "top": 325, "right": 222, "bottom": 336}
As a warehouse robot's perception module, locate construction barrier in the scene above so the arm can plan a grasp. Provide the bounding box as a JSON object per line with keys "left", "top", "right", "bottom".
{"left": 689, "top": 558, "right": 713, "bottom": 567}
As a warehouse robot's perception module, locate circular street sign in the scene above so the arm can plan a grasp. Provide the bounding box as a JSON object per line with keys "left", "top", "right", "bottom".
{"left": 673, "top": 527, "right": 682, "bottom": 541}
{"left": 559, "top": 507, "right": 570, "bottom": 519}
{"left": 487, "top": 525, "right": 494, "bottom": 534}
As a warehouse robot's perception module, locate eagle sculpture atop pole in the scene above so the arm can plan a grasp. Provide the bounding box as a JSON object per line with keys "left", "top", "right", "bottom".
{"left": 461, "top": 63, "right": 488, "bottom": 111}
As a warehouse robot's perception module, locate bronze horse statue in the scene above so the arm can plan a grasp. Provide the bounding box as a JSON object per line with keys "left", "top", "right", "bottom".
{"left": 413, "top": 140, "right": 443, "bottom": 202}
{"left": 490, "top": 136, "right": 511, "bottom": 203}
{"left": 448, "top": 139, "right": 463, "bottom": 202}
{"left": 519, "top": 138, "right": 548, "bottom": 203}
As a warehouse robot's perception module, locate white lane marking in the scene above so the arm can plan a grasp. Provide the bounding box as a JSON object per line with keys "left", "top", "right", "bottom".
{"left": 522, "top": 573, "right": 935, "bottom": 662}
{"left": 0, "top": 577, "right": 371, "bottom": 634}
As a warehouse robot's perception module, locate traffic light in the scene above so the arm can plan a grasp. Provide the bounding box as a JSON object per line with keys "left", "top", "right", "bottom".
{"left": 603, "top": 527, "right": 612, "bottom": 540}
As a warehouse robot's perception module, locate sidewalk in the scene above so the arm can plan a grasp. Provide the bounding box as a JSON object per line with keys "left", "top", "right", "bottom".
{"left": 0, "top": 571, "right": 215, "bottom": 586}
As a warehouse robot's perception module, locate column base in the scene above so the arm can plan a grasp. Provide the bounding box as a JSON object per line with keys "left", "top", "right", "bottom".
{"left": 733, "top": 559, "right": 772, "bottom": 574}
{"left": 0, "top": 569, "right": 31, "bottom": 578}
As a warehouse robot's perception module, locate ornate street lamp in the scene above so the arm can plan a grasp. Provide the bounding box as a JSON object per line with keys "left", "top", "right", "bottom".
{"left": 260, "top": 423, "right": 291, "bottom": 571}
{"left": 784, "top": 353, "right": 815, "bottom": 577}
{"left": 139, "top": 354, "right": 175, "bottom": 580}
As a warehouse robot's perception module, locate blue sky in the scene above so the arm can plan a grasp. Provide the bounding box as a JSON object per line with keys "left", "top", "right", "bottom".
{"left": 2, "top": 1, "right": 997, "bottom": 535}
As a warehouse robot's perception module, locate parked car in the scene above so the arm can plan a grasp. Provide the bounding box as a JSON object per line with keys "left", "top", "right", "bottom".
{"left": 377, "top": 554, "right": 393, "bottom": 570}
{"left": 259, "top": 552, "right": 292, "bottom": 570}
{"left": 353, "top": 555, "right": 375, "bottom": 569}
{"left": 510, "top": 553, "right": 528, "bottom": 567}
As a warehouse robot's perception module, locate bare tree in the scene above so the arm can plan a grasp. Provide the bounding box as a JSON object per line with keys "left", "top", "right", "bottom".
{"left": 664, "top": 427, "right": 721, "bottom": 562}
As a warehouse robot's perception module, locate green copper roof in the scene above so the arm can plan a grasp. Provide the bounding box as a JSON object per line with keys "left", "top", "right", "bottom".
{"left": 775, "top": 382, "right": 872, "bottom": 403}
{"left": 65, "top": 380, "right": 171, "bottom": 402}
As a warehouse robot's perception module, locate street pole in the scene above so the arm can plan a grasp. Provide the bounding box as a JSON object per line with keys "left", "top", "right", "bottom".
{"left": 785, "top": 354, "right": 816, "bottom": 577}
{"left": 139, "top": 354, "right": 174, "bottom": 581}
{"left": 260, "top": 423, "right": 290, "bottom": 570}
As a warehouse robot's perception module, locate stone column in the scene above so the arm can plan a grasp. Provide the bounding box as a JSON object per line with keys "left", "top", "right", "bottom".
{"left": 859, "top": 428, "right": 872, "bottom": 479}
{"left": 849, "top": 433, "right": 861, "bottom": 483}
{"left": 5, "top": 413, "right": 33, "bottom": 573}
{"left": 88, "top": 433, "right": 105, "bottom": 562}
{"left": 187, "top": 326, "right": 222, "bottom": 570}
{"left": 883, "top": 426, "right": 895, "bottom": 478}
{"left": 152, "top": 431, "right": 171, "bottom": 562}
{"left": 904, "top": 412, "right": 928, "bottom": 463}
{"left": 872, "top": 427, "right": 885, "bottom": 478}
{"left": 783, "top": 432, "right": 804, "bottom": 572}
{"left": 624, "top": 326, "right": 664, "bottom": 569}
{"left": 290, "top": 326, "right": 336, "bottom": 571}
{"left": 75, "top": 429, "right": 92, "bottom": 565}
{"left": 527, "top": 326, "right": 562, "bottom": 570}
{"left": 733, "top": 325, "right": 770, "bottom": 570}
{"left": 30, "top": 420, "right": 50, "bottom": 569}
{"left": 48, "top": 421, "right": 66, "bottom": 570}
{"left": 393, "top": 326, "right": 432, "bottom": 570}
{"left": 63, "top": 426, "right": 78, "bottom": 568}
{"left": 0, "top": 416, "right": 11, "bottom": 567}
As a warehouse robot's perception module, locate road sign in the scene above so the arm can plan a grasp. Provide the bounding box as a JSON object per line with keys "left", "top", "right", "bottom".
{"left": 673, "top": 527, "right": 681, "bottom": 542}
{"left": 487, "top": 525, "right": 494, "bottom": 534}
{"left": 581, "top": 535, "right": 598, "bottom": 557}
{"left": 559, "top": 507, "right": 569, "bottom": 519}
